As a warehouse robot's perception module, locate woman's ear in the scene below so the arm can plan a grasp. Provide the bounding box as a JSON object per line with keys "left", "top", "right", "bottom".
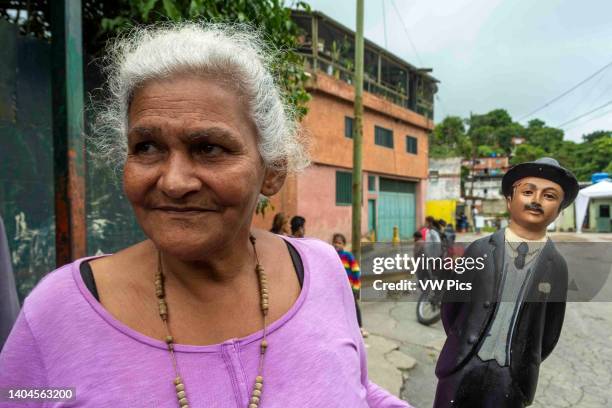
{"left": 261, "top": 167, "right": 287, "bottom": 196}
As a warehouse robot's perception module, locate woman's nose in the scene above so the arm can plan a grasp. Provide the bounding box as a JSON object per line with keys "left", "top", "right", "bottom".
{"left": 157, "top": 153, "right": 202, "bottom": 199}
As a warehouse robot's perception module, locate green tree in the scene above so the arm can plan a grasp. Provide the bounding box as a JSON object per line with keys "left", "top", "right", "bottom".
{"left": 430, "top": 116, "right": 471, "bottom": 158}
{"left": 2, "top": 0, "right": 312, "bottom": 119}
{"left": 572, "top": 135, "right": 612, "bottom": 180}
{"left": 468, "top": 109, "right": 513, "bottom": 130}
{"left": 510, "top": 144, "right": 546, "bottom": 165}
{"left": 582, "top": 130, "right": 612, "bottom": 144}
{"left": 522, "top": 119, "right": 563, "bottom": 154}
{"left": 90, "top": 0, "right": 312, "bottom": 118}
{"left": 493, "top": 122, "right": 525, "bottom": 153}
{"left": 555, "top": 140, "right": 579, "bottom": 173}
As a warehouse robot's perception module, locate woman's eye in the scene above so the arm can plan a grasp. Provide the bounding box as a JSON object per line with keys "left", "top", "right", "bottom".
{"left": 133, "top": 141, "right": 158, "bottom": 154}
{"left": 195, "top": 143, "right": 224, "bottom": 156}
{"left": 523, "top": 190, "right": 532, "bottom": 195}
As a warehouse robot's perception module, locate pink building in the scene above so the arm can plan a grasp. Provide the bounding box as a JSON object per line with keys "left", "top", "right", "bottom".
{"left": 252, "top": 11, "right": 437, "bottom": 242}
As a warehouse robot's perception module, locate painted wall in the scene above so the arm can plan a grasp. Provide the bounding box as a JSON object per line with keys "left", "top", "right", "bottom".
{"left": 426, "top": 200, "right": 457, "bottom": 226}
{"left": 303, "top": 74, "right": 430, "bottom": 180}
{"left": 556, "top": 203, "right": 576, "bottom": 232}
{"left": 587, "top": 198, "right": 612, "bottom": 232}
{"left": 428, "top": 157, "right": 461, "bottom": 201}
{"left": 296, "top": 164, "right": 368, "bottom": 243}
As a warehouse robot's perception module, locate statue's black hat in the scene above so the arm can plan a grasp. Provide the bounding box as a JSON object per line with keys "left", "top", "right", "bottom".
{"left": 502, "top": 157, "right": 579, "bottom": 210}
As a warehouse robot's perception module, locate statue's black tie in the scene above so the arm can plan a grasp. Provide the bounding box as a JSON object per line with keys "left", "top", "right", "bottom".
{"left": 514, "top": 242, "right": 529, "bottom": 269}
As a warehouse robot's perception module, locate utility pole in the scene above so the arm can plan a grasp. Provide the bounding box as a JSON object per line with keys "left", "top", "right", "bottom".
{"left": 352, "top": 0, "right": 364, "bottom": 263}
{"left": 51, "top": 0, "right": 87, "bottom": 266}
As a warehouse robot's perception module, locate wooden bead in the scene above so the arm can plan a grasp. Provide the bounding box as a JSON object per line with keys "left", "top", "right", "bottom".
{"left": 261, "top": 293, "right": 269, "bottom": 300}
{"left": 262, "top": 288, "right": 268, "bottom": 294}
{"left": 256, "top": 264, "right": 264, "bottom": 272}
{"left": 253, "top": 389, "right": 261, "bottom": 397}
{"left": 177, "top": 390, "right": 186, "bottom": 399}
{"left": 178, "top": 397, "right": 189, "bottom": 406}
{"left": 249, "top": 404, "right": 258, "bottom": 408}
{"left": 175, "top": 383, "right": 185, "bottom": 392}
{"left": 251, "top": 396, "right": 260, "bottom": 404}
{"left": 255, "top": 375, "right": 263, "bottom": 383}
{"left": 254, "top": 382, "right": 263, "bottom": 390}
{"left": 174, "top": 377, "right": 183, "bottom": 385}
{"left": 165, "top": 336, "right": 174, "bottom": 344}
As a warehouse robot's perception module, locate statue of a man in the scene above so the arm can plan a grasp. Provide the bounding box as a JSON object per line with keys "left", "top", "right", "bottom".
{"left": 434, "top": 157, "right": 579, "bottom": 408}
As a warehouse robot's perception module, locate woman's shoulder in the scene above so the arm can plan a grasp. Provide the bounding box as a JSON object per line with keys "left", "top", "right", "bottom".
{"left": 282, "top": 235, "right": 339, "bottom": 261}
{"left": 20, "top": 258, "right": 91, "bottom": 326}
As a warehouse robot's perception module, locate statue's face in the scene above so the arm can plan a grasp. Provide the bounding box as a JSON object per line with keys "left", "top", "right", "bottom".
{"left": 506, "top": 176, "right": 564, "bottom": 233}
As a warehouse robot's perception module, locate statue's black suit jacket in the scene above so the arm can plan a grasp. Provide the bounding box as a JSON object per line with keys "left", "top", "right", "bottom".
{"left": 435, "top": 228, "right": 568, "bottom": 404}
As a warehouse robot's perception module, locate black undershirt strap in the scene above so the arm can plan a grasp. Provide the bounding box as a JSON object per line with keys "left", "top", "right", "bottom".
{"left": 80, "top": 239, "right": 304, "bottom": 302}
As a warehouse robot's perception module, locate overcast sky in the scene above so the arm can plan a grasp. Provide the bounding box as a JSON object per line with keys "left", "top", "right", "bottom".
{"left": 306, "top": 0, "right": 612, "bottom": 143}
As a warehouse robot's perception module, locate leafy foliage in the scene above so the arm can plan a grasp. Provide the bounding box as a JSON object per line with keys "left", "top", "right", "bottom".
{"left": 431, "top": 108, "right": 612, "bottom": 181}
{"left": 429, "top": 116, "right": 471, "bottom": 158}
{"left": 87, "top": 0, "right": 312, "bottom": 118}
{"left": 1, "top": 0, "right": 312, "bottom": 119}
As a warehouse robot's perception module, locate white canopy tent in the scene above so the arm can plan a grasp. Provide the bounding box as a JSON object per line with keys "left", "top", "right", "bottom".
{"left": 575, "top": 180, "right": 612, "bottom": 233}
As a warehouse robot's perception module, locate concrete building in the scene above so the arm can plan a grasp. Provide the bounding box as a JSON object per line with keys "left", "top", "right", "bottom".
{"left": 252, "top": 11, "right": 437, "bottom": 242}
{"left": 462, "top": 156, "right": 510, "bottom": 227}
{"left": 426, "top": 157, "right": 462, "bottom": 225}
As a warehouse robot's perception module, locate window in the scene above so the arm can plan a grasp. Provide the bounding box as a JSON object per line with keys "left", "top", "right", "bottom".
{"left": 406, "top": 136, "right": 418, "bottom": 154}
{"left": 368, "top": 175, "right": 376, "bottom": 192}
{"left": 374, "top": 126, "right": 394, "bottom": 148}
{"left": 344, "top": 116, "right": 354, "bottom": 138}
{"left": 336, "top": 171, "right": 352, "bottom": 205}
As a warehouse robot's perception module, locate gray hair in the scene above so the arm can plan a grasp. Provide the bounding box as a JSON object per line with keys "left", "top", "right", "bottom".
{"left": 91, "top": 22, "right": 309, "bottom": 173}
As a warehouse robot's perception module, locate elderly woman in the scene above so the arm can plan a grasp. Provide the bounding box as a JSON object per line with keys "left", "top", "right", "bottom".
{"left": 0, "top": 23, "right": 411, "bottom": 408}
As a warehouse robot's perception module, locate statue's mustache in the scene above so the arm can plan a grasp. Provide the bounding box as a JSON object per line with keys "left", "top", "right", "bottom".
{"left": 524, "top": 202, "right": 543, "bottom": 213}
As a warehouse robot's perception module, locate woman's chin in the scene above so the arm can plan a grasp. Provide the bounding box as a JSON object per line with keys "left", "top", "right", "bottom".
{"left": 149, "top": 232, "right": 223, "bottom": 260}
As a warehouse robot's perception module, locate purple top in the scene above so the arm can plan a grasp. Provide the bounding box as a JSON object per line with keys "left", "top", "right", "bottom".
{"left": 0, "top": 237, "right": 411, "bottom": 407}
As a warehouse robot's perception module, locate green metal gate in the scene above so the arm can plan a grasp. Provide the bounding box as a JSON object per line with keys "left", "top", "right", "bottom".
{"left": 377, "top": 178, "right": 416, "bottom": 241}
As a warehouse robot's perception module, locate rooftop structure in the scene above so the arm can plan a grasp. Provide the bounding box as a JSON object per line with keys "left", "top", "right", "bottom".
{"left": 292, "top": 10, "right": 438, "bottom": 119}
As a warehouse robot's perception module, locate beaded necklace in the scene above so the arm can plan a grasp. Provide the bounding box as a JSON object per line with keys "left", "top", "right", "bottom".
{"left": 155, "top": 234, "right": 269, "bottom": 408}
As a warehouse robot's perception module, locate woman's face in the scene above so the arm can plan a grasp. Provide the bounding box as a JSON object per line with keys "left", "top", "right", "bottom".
{"left": 124, "top": 74, "right": 284, "bottom": 259}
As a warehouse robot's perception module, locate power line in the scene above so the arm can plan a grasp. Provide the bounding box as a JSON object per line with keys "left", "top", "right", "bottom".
{"left": 518, "top": 59, "right": 612, "bottom": 121}
{"left": 562, "top": 105, "right": 612, "bottom": 131}
{"left": 382, "top": 0, "right": 388, "bottom": 49}
{"left": 556, "top": 99, "right": 612, "bottom": 128}
{"left": 389, "top": 0, "right": 423, "bottom": 67}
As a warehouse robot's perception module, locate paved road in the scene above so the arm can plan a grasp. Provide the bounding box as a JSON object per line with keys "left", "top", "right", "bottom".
{"left": 363, "top": 300, "right": 612, "bottom": 408}
{"left": 362, "top": 232, "right": 612, "bottom": 408}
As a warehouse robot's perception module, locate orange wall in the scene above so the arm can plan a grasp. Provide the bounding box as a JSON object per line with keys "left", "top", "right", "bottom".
{"left": 303, "top": 73, "right": 430, "bottom": 179}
